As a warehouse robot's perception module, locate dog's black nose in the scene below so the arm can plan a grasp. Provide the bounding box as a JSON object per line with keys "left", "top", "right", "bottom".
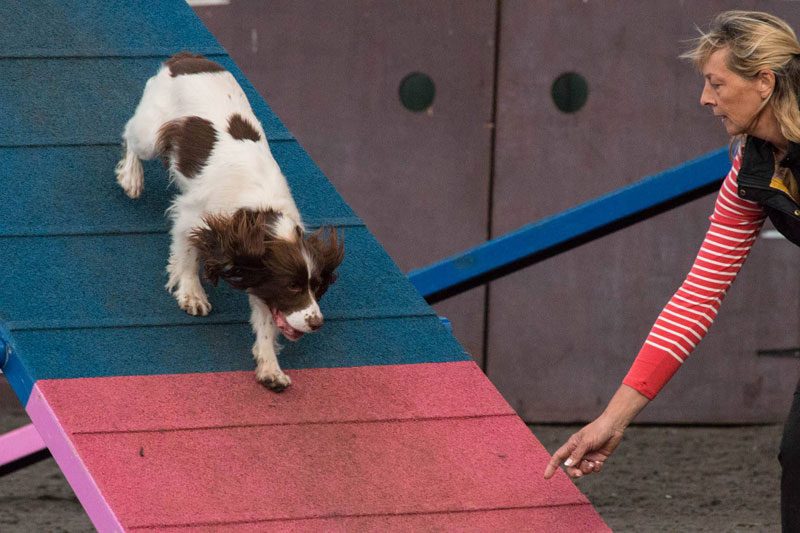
{"left": 308, "top": 315, "right": 323, "bottom": 331}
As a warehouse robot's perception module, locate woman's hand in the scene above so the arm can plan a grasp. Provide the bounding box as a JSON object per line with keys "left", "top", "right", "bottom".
{"left": 543, "top": 415, "right": 624, "bottom": 479}
{"left": 543, "top": 384, "right": 650, "bottom": 480}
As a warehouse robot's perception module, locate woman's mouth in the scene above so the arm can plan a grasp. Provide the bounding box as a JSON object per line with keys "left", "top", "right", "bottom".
{"left": 270, "top": 308, "right": 305, "bottom": 341}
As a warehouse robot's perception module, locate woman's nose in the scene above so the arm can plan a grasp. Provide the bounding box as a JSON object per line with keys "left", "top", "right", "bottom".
{"left": 700, "top": 84, "right": 715, "bottom": 107}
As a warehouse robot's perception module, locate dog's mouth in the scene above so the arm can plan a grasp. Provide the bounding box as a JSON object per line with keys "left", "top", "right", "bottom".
{"left": 270, "top": 308, "right": 305, "bottom": 341}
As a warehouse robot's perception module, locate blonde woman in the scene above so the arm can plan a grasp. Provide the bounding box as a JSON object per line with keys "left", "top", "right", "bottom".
{"left": 544, "top": 11, "right": 800, "bottom": 529}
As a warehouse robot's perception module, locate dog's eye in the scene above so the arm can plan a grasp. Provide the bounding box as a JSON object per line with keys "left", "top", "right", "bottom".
{"left": 288, "top": 283, "right": 303, "bottom": 293}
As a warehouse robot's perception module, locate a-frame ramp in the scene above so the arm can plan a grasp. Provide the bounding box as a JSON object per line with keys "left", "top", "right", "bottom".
{"left": 0, "top": 2, "right": 608, "bottom": 530}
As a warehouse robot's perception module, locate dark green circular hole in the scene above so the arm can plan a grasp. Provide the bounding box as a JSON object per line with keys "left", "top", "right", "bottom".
{"left": 551, "top": 72, "right": 588, "bottom": 113}
{"left": 399, "top": 72, "right": 435, "bottom": 112}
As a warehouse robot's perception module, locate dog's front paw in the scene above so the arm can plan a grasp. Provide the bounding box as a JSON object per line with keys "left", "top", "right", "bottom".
{"left": 257, "top": 369, "right": 292, "bottom": 392}
{"left": 176, "top": 289, "right": 212, "bottom": 316}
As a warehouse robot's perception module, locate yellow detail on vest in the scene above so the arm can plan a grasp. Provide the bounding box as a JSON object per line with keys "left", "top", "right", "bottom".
{"left": 770, "top": 168, "right": 800, "bottom": 204}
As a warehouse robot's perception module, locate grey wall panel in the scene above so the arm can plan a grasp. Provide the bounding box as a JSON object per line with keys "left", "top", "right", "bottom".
{"left": 490, "top": 1, "right": 800, "bottom": 422}
{"left": 194, "top": 0, "right": 496, "bottom": 363}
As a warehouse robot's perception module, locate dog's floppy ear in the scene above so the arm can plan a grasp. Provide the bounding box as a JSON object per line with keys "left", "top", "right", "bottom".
{"left": 306, "top": 226, "right": 345, "bottom": 294}
{"left": 215, "top": 263, "right": 265, "bottom": 290}
{"left": 189, "top": 209, "right": 272, "bottom": 288}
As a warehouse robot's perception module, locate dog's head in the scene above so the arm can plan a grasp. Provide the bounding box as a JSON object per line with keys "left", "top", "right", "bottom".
{"left": 190, "top": 208, "right": 344, "bottom": 340}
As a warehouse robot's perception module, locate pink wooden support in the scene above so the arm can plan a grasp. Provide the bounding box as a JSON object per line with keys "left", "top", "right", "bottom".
{"left": 0, "top": 423, "right": 46, "bottom": 466}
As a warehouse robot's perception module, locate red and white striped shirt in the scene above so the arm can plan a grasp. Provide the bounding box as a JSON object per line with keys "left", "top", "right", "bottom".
{"left": 623, "top": 148, "right": 767, "bottom": 399}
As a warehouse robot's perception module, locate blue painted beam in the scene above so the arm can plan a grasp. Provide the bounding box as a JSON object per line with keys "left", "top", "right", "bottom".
{"left": 409, "top": 147, "right": 731, "bottom": 303}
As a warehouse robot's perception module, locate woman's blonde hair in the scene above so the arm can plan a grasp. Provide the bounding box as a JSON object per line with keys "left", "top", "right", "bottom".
{"left": 682, "top": 10, "right": 800, "bottom": 144}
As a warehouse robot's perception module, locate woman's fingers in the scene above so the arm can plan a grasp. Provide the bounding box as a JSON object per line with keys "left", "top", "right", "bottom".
{"left": 544, "top": 439, "right": 576, "bottom": 479}
{"left": 564, "top": 458, "right": 605, "bottom": 479}
{"left": 579, "top": 459, "right": 595, "bottom": 475}
{"left": 544, "top": 427, "right": 615, "bottom": 479}
{"left": 564, "top": 439, "right": 592, "bottom": 474}
{"left": 579, "top": 458, "right": 604, "bottom": 475}
{"left": 545, "top": 433, "right": 593, "bottom": 479}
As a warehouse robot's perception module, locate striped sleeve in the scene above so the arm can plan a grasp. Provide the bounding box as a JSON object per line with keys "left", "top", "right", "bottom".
{"left": 622, "top": 149, "right": 766, "bottom": 400}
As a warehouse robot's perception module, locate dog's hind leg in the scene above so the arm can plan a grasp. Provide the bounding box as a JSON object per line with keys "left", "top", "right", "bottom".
{"left": 115, "top": 142, "right": 144, "bottom": 199}
{"left": 115, "top": 70, "right": 170, "bottom": 199}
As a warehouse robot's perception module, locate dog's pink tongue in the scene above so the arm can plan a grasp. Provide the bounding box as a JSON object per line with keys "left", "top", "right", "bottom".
{"left": 270, "top": 308, "right": 304, "bottom": 341}
{"left": 272, "top": 309, "right": 289, "bottom": 329}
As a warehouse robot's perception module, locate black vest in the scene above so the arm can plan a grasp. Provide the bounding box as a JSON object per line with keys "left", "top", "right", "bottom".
{"left": 736, "top": 137, "right": 800, "bottom": 247}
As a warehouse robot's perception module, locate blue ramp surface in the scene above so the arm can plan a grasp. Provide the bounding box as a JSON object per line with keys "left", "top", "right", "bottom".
{"left": 0, "top": 1, "right": 466, "bottom": 404}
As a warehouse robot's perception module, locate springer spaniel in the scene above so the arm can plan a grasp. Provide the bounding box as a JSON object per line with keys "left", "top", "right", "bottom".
{"left": 115, "top": 52, "right": 344, "bottom": 391}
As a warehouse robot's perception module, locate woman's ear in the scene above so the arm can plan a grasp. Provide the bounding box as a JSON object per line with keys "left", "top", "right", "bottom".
{"left": 757, "top": 68, "right": 776, "bottom": 100}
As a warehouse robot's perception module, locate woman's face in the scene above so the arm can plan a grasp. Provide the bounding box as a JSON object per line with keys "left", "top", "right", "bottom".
{"left": 700, "top": 48, "right": 770, "bottom": 136}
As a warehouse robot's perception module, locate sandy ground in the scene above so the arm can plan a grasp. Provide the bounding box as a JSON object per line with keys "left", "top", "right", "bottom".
{"left": 0, "top": 404, "right": 784, "bottom": 532}
{"left": 532, "top": 424, "right": 783, "bottom": 532}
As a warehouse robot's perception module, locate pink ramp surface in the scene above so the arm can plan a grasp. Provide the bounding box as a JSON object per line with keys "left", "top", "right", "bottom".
{"left": 30, "top": 362, "right": 608, "bottom": 531}
{"left": 148, "top": 505, "right": 606, "bottom": 532}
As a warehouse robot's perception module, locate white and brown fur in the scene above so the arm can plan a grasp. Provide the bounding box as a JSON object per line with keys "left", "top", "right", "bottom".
{"left": 115, "top": 52, "right": 343, "bottom": 391}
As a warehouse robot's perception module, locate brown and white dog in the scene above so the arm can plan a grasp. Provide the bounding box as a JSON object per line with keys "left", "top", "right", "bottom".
{"left": 115, "top": 52, "right": 343, "bottom": 391}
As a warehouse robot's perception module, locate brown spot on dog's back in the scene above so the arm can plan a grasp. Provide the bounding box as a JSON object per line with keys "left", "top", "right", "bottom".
{"left": 227, "top": 113, "right": 261, "bottom": 142}
{"left": 165, "top": 52, "right": 225, "bottom": 77}
{"left": 156, "top": 116, "right": 217, "bottom": 178}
